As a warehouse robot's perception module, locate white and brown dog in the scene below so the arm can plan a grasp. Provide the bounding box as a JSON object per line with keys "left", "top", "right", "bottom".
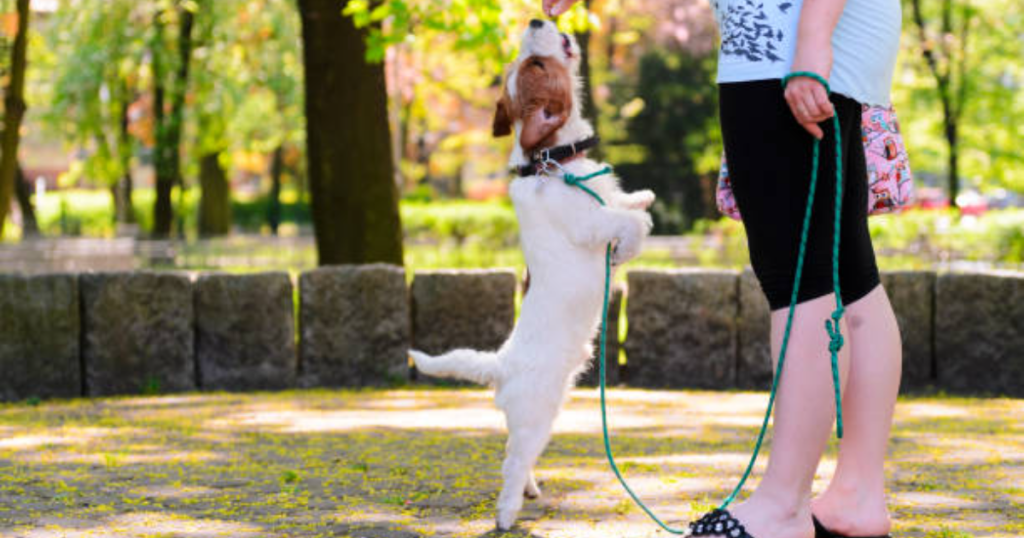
{"left": 410, "top": 19, "right": 655, "bottom": 531}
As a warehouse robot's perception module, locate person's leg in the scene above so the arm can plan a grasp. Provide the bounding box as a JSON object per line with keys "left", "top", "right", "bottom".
{"left": 709, "top": 83, "right": 869, "bottom": 538}
{"left": 723, "top": 294, "right": 850, "bottom": 538}
{"left": 811, "top": 284, "right": 900, "bottom": 536}
{"left": 808, "top": 94, "right": 899, "bottom": 537}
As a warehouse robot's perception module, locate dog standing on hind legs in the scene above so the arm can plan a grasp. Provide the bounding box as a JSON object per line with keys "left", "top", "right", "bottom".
{"left": 409, "top": 19, "right": 655, "bottom": 531}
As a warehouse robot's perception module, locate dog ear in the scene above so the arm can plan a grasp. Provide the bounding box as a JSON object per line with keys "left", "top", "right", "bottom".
{"left": 516, "top": 56, "right": 572, "bottom": 152}
{"left": 492, "top": 94, "right": 512, "bottom": 138}
{"left": 518, "top": 106, "right": 567, "bottom": 151}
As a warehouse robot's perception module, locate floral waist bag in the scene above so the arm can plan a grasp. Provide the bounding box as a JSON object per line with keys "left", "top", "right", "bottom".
{"left": 716, "top": 104, "right": 914, "bottom": 220}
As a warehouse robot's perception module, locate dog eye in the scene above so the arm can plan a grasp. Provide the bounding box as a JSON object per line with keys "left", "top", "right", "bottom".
{"left": 530, "top": 59, "right": 545, "bottom": 69}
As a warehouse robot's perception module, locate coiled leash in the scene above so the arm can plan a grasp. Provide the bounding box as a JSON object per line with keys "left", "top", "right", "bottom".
{"left": 553, "top": 72, "right": 846, "bottom": 534}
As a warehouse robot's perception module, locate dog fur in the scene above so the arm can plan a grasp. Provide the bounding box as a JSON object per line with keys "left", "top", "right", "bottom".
{"left": 409, "top": 20, "right": 655, "bottom": 531}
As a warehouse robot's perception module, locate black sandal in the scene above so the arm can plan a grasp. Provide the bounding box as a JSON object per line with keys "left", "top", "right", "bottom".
{"left": 689, "top": 509, "right": 754, "bottom": 538}
{"left": 813, "top": 515, "right": 892, "bottom": 538}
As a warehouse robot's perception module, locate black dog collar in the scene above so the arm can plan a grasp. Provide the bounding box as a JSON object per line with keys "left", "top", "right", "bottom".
{"left": 512, "top": 136, "right": 600, "bottom": 177}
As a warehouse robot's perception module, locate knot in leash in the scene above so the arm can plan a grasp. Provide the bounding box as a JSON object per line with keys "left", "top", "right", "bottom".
{"left": 825, "top": 307, "right": 845, "bottom": 354}
{"left": 561, "top": 166, "right": 612, "bottom": 207}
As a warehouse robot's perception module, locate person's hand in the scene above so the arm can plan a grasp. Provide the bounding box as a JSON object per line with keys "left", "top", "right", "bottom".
{"left": 542, "top": 0, "right": 580, "bottom": 17}
{"left": 785, "top": 44, "right": 834, "bottom": 140}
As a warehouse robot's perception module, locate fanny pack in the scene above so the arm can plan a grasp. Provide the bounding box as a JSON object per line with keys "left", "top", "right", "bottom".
{"left": 716, "top": 104, "right": 914, "bottom": 220}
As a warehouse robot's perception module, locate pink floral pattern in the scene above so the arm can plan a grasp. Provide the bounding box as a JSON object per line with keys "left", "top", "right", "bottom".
{"left": 716, "top": 104, "right": 914, "bottom": 220}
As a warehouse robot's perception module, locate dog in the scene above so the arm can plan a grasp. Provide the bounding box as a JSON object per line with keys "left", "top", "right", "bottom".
{"left": 410, "top": 18, "right": 655, "bottom": 531}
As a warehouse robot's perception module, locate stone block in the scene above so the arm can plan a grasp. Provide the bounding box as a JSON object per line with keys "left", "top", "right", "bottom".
{"left": 0, "top": 273, "right": 80, "bottom": 401}
{"left": 81, "top": 272, "right": 194, "bottom": 396}
{"left": 624, "top": 269, "right": 739, "bottom": 389}
{"left": 935, "top": 272, "right": 1023, "bottom": 396}
{"left": 411, "top": 270, "right": 516, "bottom": 380}
{"left": 195, "top": 272, "right": 296, "bottom": 391}
{"left": 299, "top": 264, "right": 410, "bottom": 387}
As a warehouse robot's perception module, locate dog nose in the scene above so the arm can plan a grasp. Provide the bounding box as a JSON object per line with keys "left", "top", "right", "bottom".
{"left": 529, "top": 19, "right": 544, "bottom": 29}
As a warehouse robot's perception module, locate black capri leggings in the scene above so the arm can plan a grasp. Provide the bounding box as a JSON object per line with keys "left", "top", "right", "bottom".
{"left": 719, "top": 79, "right": 880, "bottom": 311}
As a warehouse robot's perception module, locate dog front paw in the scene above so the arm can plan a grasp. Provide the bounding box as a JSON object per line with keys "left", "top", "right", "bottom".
{"left": 611, "top": 213, "right": 650, "bottom": 265}
{"left": 628, "top": 189, "right": 656, "bottom": 210}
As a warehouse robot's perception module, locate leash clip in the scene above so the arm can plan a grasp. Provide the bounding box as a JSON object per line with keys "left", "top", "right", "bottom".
{"left": 538, "top": 152, "right": 567, "bottom": 176}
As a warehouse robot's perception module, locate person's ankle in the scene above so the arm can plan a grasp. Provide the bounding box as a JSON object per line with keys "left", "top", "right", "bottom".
{"left": 746, "top": 487, "right": 810, "bottom": 521}
{"left": 813, "top": 481, "right": 891, "bottom": 536}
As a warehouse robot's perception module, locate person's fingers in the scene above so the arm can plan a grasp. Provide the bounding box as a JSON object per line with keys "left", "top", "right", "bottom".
{"left": 812, "top": 86, "right": 834, "bottom": 118}
{"left": 801, "top": 120, "right": 824, "bottom": 140}
{"left": 545, "top": 0, "right": 577, "bottom": 16}
{"left": 801, "top": 92, "right": 825, "bottom": 121}
{"left": 784, "top": 89, "right": 804, "bottom": 120}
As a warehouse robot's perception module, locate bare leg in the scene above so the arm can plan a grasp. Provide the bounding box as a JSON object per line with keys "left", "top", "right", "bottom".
{"left": 707, "top": 292, "right": 849, "bottom": 538}
{"left": 812, "top": 284, "right": 900, "bottom": 536}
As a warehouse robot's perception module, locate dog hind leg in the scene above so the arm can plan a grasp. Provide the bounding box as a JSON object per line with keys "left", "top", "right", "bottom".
{"left": 524, "top": 472, "right": 541, "bottom": 499}
{"left": 496, "top": 415, "right": 556, "bottom": 530}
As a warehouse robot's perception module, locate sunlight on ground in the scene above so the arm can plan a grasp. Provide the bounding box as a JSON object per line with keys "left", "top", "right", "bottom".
{"left": 0, "top": 389, "right": 1020, "bottom": 538}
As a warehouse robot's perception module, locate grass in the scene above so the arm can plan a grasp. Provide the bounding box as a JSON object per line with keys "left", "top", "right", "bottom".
{"left": 0, "top": 389, "right": 1020, "bottom": 537}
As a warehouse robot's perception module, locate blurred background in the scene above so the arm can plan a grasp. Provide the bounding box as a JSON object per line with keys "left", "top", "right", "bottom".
{"left": 0, "top": 0, "right": 1020, "bottom": 274}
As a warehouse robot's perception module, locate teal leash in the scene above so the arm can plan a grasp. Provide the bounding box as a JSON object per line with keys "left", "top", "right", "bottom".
{"left": 557, "top": 71, "right": 846, "bottom": 533}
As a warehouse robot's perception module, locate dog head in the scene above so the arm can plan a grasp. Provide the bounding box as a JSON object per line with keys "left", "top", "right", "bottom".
{"left": 493, "top": 19, "right": 593, "bottom": 167}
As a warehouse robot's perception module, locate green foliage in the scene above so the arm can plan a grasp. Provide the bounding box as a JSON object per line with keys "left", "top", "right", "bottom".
{"left": 42, "top": 0, "right": 149, "bottom": 188}
{"left": 401, "top": 199, "right": 519, "bottom": 249}
{"left": 342, "top": 0, "right": 593, "bottom": 70}
{"left": 190, "top": 0, "right": 304, "bottom": 158}
{"left": 615, "top": 50, "right": 720, "bottom": 233}
{"left": 870, "top": 209, "right": 1024, "bottom": 266}
{"left": 896, "top": 0, "right": 1024, "bottom": 193}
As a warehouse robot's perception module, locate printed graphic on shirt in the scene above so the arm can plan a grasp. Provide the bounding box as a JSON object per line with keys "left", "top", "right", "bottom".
{"left": 713, "top": 0, "right": 792, "bottom": 62}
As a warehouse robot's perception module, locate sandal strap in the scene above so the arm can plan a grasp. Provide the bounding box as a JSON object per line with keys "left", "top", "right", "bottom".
{"left": 689, "top": 509, "right": 754, "bottom": 538}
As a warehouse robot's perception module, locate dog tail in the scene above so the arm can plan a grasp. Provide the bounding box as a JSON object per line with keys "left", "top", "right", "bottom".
{"left": 409, "top": 348, "right": 501, "bottom": 385}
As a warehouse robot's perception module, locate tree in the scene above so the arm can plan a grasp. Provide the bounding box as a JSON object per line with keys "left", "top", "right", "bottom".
{"left": 13, "top": 166, "right": 36, "bottom": 236}
{"left": 215, "top": 0, "right": 304, "bottom": 236}
{"left": 190, "top": 0, "right": 233, "bottom": 236}
{"left": 298, "top": 0, "right": 402, "bottom": 265}
{"left": 151, "top": 1, "right": 195, "bottom": 238}
{"left": 908, "top": 0, "right": 971, "bottom": 207}
{"left": 0, "top": 0, "right": 28, "bottom": 238}
{"left": 45, "top": 0, "right": 144, "bottom": 226}
{"left": 902, "top": 0, "right": 1023, "bottom": 201}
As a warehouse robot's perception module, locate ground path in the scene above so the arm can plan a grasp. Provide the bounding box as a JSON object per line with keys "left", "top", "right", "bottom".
{"left": 1, "top": 389, "right": 1020, "bottom": 537}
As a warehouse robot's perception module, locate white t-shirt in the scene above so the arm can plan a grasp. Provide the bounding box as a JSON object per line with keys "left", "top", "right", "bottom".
{"left": 711, "top": 0, "right": 902, "bottom": 106}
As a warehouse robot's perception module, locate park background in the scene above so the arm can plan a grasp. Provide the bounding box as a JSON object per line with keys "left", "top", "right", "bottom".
{"left": 0, "top": 1, "right": 1021, "bottom": 538}
{"left": 0, "top": 0, "right": 1019, "bottom": 273}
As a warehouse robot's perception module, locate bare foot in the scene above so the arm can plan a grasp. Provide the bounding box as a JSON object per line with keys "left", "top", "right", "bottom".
{"left": 811, "top": 485, "right": 891, "bottom": 537}
{"left": 693, "top": 495, "right": 813, "bottom": 538}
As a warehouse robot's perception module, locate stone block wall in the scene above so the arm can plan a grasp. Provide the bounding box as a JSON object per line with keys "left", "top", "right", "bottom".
{"left": 0, "top": 267, "right": 1019, "bottom": 400}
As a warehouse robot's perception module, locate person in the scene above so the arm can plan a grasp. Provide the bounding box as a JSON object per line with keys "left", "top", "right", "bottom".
{"left": 543, "top": 0, "right": 904, "bottom": 537}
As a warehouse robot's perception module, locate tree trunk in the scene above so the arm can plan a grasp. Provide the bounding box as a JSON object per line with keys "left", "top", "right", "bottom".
{"left": 267, "top": 145, "right": 283, "bottom": 235}
{"left": 118, "top": 85, "right": 135, "bottom": 224}
{"left": 13, "top": 165, "right": 37, "bottom": 237}
{"left": 198, "top": 152, "right": 230, "bottom": 236}
{"left": 152, "top": 4, "right": 195, "bottom": 238}
{"left": 0, "top": 0, "right": 30, "bottom": 238}
{"left": 946, "top": 122, "right": 959, "bottom": 208}
{"left": 298, "top": 0, "right": 403, "bottom": 265}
